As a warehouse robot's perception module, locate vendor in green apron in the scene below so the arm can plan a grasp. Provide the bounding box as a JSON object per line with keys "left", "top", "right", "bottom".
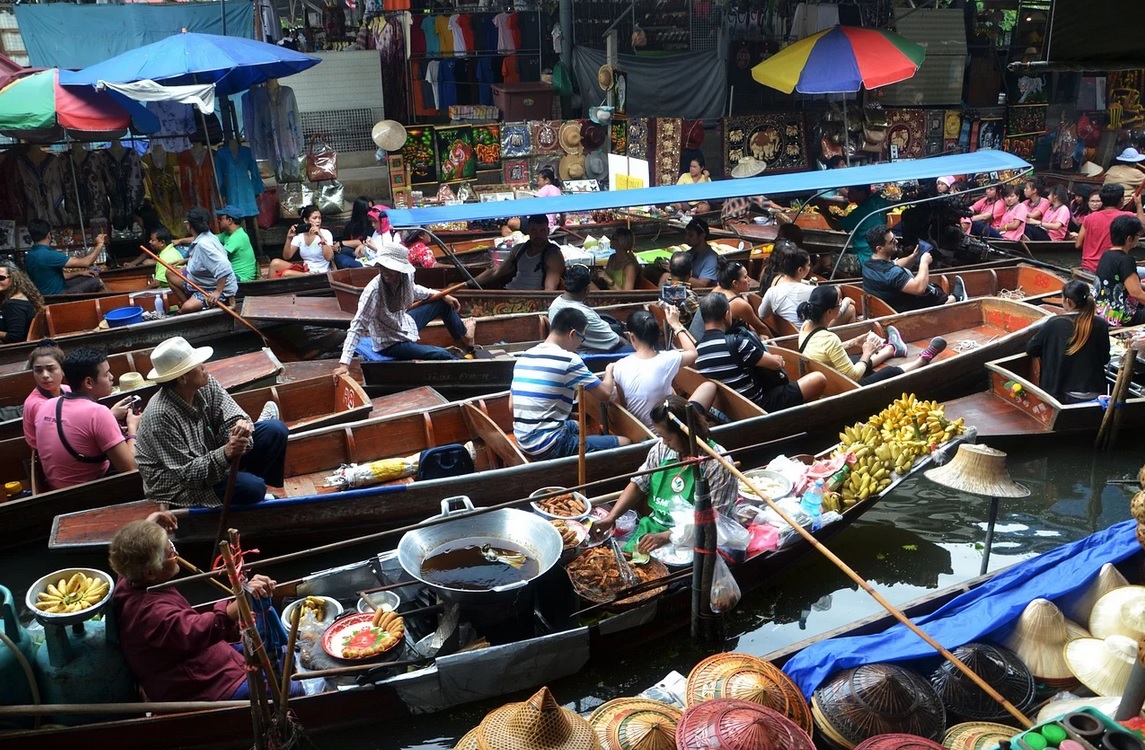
{"left": 591, "top": 396, "right": 738, "bottom": 554}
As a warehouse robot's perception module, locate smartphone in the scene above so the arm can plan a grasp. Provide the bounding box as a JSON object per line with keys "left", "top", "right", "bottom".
{"left": 130, "top": 395, "right": 142, "bottom": 415}
{"left": 660, "top": 284, "right": 688, "bottom": 305}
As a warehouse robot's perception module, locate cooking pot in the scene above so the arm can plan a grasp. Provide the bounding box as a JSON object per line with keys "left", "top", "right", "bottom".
{"left": 397, "top": 496, "right": 562, "bottom": 604}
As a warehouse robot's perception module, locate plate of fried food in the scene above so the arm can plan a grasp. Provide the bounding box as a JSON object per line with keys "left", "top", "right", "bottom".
{"left": 321, "top": 609, "right": 405, "bottom": 661}
{"left": 565, "top": 546, "right": 670, "bottom": 609}
{"left": 530, "top": 487, "right": 591, "bottom": 521}
{"left": 550, "top": 518, "right": 589, "bottom": 549}
{"left": 281, "top": 595, "right": 343, "bottom": 630}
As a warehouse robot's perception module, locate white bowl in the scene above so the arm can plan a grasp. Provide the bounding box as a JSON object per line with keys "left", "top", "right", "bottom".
{"left": 26, "top": 567, "right": 114, "bottom": 626}
{"left": 356, "top": 590, "right": 401, "bottom": 614}
{"left": 280, "top": 595, "right": 343, "bottom": 630}
{"left": 529, "top": 486, "right": 591, "bottom": 521}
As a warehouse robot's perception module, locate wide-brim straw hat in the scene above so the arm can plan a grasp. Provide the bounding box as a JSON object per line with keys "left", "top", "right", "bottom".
{"left": 588, "top": 697, "right": 681, "bottom": 750}
{"left": 476, "top": 686, "right": 601, "bottom": 750}
{"left": 685, "top": 652, "right": 812, "bottom": 735}
{"left": 455, "top": 728, "right": 480, "bottom": 750}
{"left": 1000, "top": 598, "right": 1082, "bottom": 680}
{"left": 597, "top": 64, "right": 615, "bottom": 91}
{"left": 559, "top": 153, "right": 587, "bottom": 181}
{"left": 1063, "top": 634, "right": 1138, "bottom": 697}
{"left": 929, "top": 643, "right": 1035, "bottom": 723}
{"left": 1088, "top": 585, "right": 1145, "bottom": 640}
{"left": 941, "top": 721, "right": 1017, "bottom": 750}
{"left": 371, "top": 119, "right": 408, "bottom": 152}
{"left": 855, "top": 735, "right": 944, "bottom": 750}
{"left": 731, "top": 157, "right": 767, "bottom": 178}
{"left": 146, "top": 336, "right": 214, "bottom": 383}
{"left": 559, "top": 121, "right": 584, "bottom": 154}
{"left": 677, "top": 698, "right": 814, "bottom": 750}
{"left": 924, "top": 444, "right": 1029, "bottom": 498}
{"left": 1060, "top": 562, "right": 1130, "bottom": 624}
{"left": 813, "top": 663, "right": 946, "bottom": 746}
{"left": 370, "top": 242, "right": 415, "bottom": 275}
{"left": 118, "top": 371, "right": 153, "bottom": 392}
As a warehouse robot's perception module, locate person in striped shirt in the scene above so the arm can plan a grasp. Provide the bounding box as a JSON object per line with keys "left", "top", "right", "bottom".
{"left": 510, "top": 307, "right": 632, "bottom": 460}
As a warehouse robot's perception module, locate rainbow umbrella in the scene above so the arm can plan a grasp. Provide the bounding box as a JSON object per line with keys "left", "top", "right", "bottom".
{"left": 752, "top": 25, "right": 925, "bottom": 94}
{"left": 0, "top": 68, "right": 158, "bottom": 140}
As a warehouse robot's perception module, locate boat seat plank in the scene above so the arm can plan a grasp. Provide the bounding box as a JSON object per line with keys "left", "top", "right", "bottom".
{"left": 942, "top": 391, "right": 1051, "bottom": 437}
{"left": 460, "top": 402, "right": 527, "bottom": 468}
{"left": 674, "top": 367, "right": 766, "bottom": 422}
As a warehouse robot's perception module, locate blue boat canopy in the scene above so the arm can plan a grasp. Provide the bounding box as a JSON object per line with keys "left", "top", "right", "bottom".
{"left": 385, "top": 151, "right": 1031, "bottom": 227}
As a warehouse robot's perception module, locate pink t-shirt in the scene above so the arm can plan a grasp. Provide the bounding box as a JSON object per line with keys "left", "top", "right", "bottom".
{"left": 1041, "top": 204, "right": 1072, "bottom": 241}
{"left": 23, "top": 384, "right": 70, "bottom": 449}
{"left": 1000, "top": 202, "right": 1028, "bottom": 241}
{"left": 1024, "top": 196, "right": 1051, "bottom": 219}
{"left": 34, "top": 396, "right": 124, "bottom": 489}
{"left": 1081, "top": 209, "right": 1134, "bottom": 272}
{"left": 537, "top": 184, "right": 561, "bottom": 230}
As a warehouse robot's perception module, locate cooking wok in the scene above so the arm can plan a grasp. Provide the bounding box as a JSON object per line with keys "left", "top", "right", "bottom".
{"left": 397, "top": 496, "right": 563, "bottom": 604}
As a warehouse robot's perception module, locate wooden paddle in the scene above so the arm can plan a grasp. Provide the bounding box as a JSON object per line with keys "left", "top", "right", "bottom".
{"left": 209, "top": 455, "right": 242, "bottom": 570}
{"left": 667, "top": 413, "right": 1035, "bottom": 728}
{"left": 409, "top": 281, "right": 468, "bottom": 311}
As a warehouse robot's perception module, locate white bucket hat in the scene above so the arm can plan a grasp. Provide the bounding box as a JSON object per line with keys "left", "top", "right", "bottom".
{"left": 1115, "top": 147, "right": 1145, "bottom": 163}
{"left": 147, "top": 337, "right": 213, "bottom": 383}
{"left": 370, "top": 242, "right": 415, "bottom": 274}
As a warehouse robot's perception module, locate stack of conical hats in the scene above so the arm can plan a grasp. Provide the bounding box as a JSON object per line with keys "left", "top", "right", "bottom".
{"left": 929, "top": 643, "right": 1035, "bottom": 723}
{"left": 999, "top": 598, "right": 1087, "bottom": 688}
{"left": 684, "top": 652, "right": 812, "bottom": 735}
{"left": 676, "top": 698, "right": 814, "bottom": 750}
{"left": 588, "top": 697, "right": 681, "bottom": 750}
{"left": 472, "top": 686, "right": 602, "bottom": 750}
{"left": 812, "top": 663, "right": 946, "bottom": 748}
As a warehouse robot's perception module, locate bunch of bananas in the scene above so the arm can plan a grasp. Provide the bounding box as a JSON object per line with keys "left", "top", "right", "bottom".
{"left": 35, "top": 571, "right": 108, "bottom": 614}
{"left": 832, "top": 394, "right": 964, "bottom": 507}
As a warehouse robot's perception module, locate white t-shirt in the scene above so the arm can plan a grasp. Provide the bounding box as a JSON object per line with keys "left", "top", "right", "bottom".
{"left": 291, "top": 228, "right": 333, "bottom": 274}
{"left": 612, "top": 351, "right": 684, "bottom": 428}
{"left": 759, "top": 282, "right": 814, "bottom": 328}
{"left": 366, "top": 230, "right": 400, "bottom": 263}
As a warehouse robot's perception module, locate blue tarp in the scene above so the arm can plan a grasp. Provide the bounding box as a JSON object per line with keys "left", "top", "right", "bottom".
{"left": 384, "top": 151, "right": 1031, "bottom": 227}
{"left": 783, "top": 520, "right": 1141, "bottom": 697}
{"left": 15, "top": 3, "right": 253, "bottom": 70}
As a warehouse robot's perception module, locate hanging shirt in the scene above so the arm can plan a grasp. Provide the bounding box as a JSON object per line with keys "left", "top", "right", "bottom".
{"left": 146, "top": 101, "right": 194, "bottom": 154}
{"left": 501, "top": 55, "right": 520, "bottom": 83}
{"left": 435, "top": 15, "right": 453, "bottom": 55}
{"left": 241, "top": 85, "right": 277, "bottom": 166}
{"left": 410, "top": 15, "right": 427, "bottom": 56}
{"left": 449, "top": 14, "right": 467, "bottom": 54}
{"left": 438, "top": 60, "right": 458, "bottom": 110}
{"left": 106, "top": 146, "right": 147, "bottom": 231}
{"left": 425, "top": 60, "right": 442, "bottom": 110}
{"left": 421, "top": 15, "right": 439, "bottom": 56}
{"left": 143, "top": 149, "right": 187, "bottom": 234}
{"left": 476, "top": 57, "right": 495, "bottom": 105}
{"left": 494, "top": 12, "right": 515, "bottom": 52}
{"left": 178, "top": 147, "right": 221, "bottom": 220}
{"left": 213, "top": 145, "right": 264, "bottom": 220}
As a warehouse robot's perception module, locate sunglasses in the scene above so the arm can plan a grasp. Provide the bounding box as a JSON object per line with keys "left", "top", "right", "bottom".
{"left": 571, "top": 329, "right": 586, "bottom": 341}
{"left": 0, "top": 275, "right": 9, "bottom": 281}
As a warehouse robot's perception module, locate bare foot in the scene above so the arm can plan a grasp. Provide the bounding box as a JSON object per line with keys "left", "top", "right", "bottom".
{"left": 459, "top": 318, "right": 477, "bottom": 350}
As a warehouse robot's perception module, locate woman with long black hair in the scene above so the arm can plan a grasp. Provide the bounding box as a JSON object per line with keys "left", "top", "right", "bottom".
{"left": 1026, "top": 280, "right": 1110, "bottom": 403}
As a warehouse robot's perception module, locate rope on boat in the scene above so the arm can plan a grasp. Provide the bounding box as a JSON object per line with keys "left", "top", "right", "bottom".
{"left": 997, "top": 287, "right": 1025, "bottom": 300}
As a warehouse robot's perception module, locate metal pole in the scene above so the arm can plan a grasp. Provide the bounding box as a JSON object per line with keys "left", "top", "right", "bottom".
{"left": 1116, "top": 653, "right": 1145, "bottom": 720}
{"left": 980, "top": 495, "right": 1000, "bottom": 576}
{"left": 65, "top": 137, "right": 92, "bottom": 262}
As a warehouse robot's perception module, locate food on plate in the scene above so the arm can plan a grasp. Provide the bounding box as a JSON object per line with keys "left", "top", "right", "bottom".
{"left": 35, "top": 571, "right": 108, "bottom": 613}
{"left": 536, "top": 492, "right": 587, "bottom": 518}
{"left": 338, "top": 610, "right": 405, "bottom": 660}
{"left": 550, "top": 519, "right": 583, "bottom": 548}
{"left": 566, "top": 547, "right": 668, "bottom": 604}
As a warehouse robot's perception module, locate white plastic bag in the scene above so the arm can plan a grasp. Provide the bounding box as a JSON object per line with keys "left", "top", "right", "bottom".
{"left": 709, "top": 555, "right": 742, "bottom": 613}
{"left": 715, "top": 512, "right": 750, "bottom": 551}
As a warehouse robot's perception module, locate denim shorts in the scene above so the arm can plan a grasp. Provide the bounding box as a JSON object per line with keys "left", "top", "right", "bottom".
{"left": 528, "top": 420, "right": 621, "bottom": 461}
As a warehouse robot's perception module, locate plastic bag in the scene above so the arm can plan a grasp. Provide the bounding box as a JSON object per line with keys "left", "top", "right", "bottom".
{"left": 306, "top": 134, "right": 338, "bottom": 182}
{"left": 709, "top": 555, "right": 741, "bottom": 613}
{"left": 715, "top": 512, "right": 750, "bottom": 551}
{"left": 747, "top": 524, "right": 779, "bottom": 556}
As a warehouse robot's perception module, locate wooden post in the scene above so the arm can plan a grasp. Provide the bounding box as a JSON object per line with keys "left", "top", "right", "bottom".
{"left": 577, "top": 385, "right": 587, "bottom": 486}
{"left": 687, "top": 405, "right": 720, "bottom": 642}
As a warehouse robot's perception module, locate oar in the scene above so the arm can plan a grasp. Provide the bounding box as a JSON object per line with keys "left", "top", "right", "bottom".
{"left": 176, "top": 556, "right": 233, "bottom": 596}
{"left": 279, "top": 603, "right": 301, "bottom": 725}
{"left": 666, "top": 413, "right": 1034, "bottom": 728}
{"left": 409, "top": 281, "right": 468, "bottom": 311}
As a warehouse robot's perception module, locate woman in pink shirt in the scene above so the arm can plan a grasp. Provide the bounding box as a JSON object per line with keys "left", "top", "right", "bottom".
{"left": 1025, "top": 185, "right": 1071, "bottom": 241}
{"left": 998, "top": 186, "right": 1027, "bottom": 241}
{"left": 22, "top": 341, "right": 69, "bottom": 449}
{"left": 968, "top": 185, "right": 1006, "bottom": 238}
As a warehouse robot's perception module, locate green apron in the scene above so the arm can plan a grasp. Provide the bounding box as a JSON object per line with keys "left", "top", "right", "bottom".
{"left": 624, "top": 453, "right": 697, "bottom": 552}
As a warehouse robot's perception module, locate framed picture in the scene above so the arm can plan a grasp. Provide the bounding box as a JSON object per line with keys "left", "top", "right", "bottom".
{"left": 435, "top": 125, "right": 477, "bottom": 183}
{"left": 472, "top": 123, "right": 502, "bottom": 171}
{"left": 387, "top": 154, "right": 407, "bottom": 191}
{"left": 402, "top": 127, "right": 438, "bottom": 185}
{"left": 503, "top": 158, "right": 529, "bottom": 186}
{"left": 391, "top": 187, "right": 412, "bottom": 209}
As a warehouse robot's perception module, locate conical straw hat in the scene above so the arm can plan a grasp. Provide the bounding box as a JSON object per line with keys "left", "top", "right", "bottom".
{"left": 941, "top": 721, "right": 1016, "bottom": 750}
{"left": 1060, "top": 563, "right": 1130, "bottom": 624}
{"left": 604, "top": 707, "right": 678, "bottom": 750}
{"left": 924, "top": 444, "right": 1029, "bottom": 498}
{"left": 730, "top": 157, "right": 767, "bottom": 178}
{"left": 1063, "top": 634, "right": 1139, "bottom": 697}
{"left": 455, "top": 728, "right": 480, "bottom": 750}
{"left": 855, "top": 735, "right": 944, "bottom": 750}
{"left": 1063, "top": 617, "right": 1090, "bottom": 640}
{"left": 1000, "top": 598, "right": 1077, "bottom": 680}
{"left": 1089, "top": 585, "right": 1145, "bottom": 640}
{"left": 477, "top": 686, "right": 602, "bottom": 750}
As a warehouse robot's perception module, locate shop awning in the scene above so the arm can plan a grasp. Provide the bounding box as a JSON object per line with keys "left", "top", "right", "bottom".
{"left": 385, "top": 150, "right": 1030, "bottom": 227}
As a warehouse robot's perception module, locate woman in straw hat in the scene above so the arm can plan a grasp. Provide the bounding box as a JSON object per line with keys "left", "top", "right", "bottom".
{"left": 134, "top": 337, "right": 288, "bottom": 507}
{"left": 1026, "top": 279, "right": 1110, "bottom": 403}
{"left": 334, "top": 243, "right": 476, "bottom": 370}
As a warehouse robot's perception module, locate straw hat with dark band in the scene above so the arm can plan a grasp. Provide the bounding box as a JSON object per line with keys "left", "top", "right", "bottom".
{"left": 924, "top": 444, "right": 1029, "bottom": 498}
{"left": 476, "top": 686, "right": 601, "bottom": 750}
{"left": 929, "top": 643, "right": 1035, "bottom": 723}
{"left": 589, "top": 697, "right": 681, "bottom": 750}
{"left": 1063, "top": 634, "right": 1138, "bottom": 697}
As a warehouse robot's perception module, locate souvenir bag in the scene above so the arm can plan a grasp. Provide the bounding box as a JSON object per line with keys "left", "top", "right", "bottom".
{"left": 278, "top": 182, "right": 313, "bottom": 219}
{"left": 315, "top": 180, "right": 345, "bottom": 215}
{"left": 306, "top": 134, "right": 339, "bottom": 182}
{"left": 256, "top": 188, "right": 280, "bottom": 229}
{"left": 861, "top": 108, "right": 889, "bottom": 153}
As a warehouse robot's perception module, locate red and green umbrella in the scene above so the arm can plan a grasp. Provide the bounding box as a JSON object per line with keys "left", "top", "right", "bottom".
{"left": 752, "top": 25, "right": 926, "bottom": 94}
{"left": 0, "top": 68, "right": 157, "bottom": 138}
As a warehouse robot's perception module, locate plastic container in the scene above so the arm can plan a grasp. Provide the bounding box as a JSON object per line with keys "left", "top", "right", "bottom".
{"left": 800, "top": 479, "right": 824, "bottom": 531}
{"left": 492, "top": 82, "right": 556, "bottom": 120}
{"left": 104, "top": 306, "right": 144, "bottom": 328}
{"left": 1012, "top": 708, "right": 1131, "bottom": 750}
{"left": 153, "top": 294, "right": 165, "bottom": 317}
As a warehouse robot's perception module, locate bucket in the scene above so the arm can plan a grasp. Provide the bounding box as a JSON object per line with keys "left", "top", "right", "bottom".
{"left": 104, "top": 306, "right": 144, "bottom": 328}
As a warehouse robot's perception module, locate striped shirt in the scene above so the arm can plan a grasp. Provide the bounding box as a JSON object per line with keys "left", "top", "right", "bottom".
{"left": 694, "top": 329, "right": 765, "bottom": 402}
{"left": 340, "top": 275, "right": 435, "bottom": 364}
{"left": 510, "top": 342, "right": 601, "bottom": 456}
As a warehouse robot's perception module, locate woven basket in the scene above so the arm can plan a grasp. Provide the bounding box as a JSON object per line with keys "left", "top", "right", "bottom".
{"left": 455, "top": 728, "right": 480, "bottom": 750}
{"left": 812, "top": 663, "right": 946, "bottom": 747}
{"left": 854, "top": 734, "right": 945, "bottom": 750}
{"left": 684, "top": 653, "right": 811, "bottom": 735}
{"left": 929, "top": 643, "right": 1035, "bottom": 723}
{"left": 477, "top": 686, "right": 602, "bottom": 750}
{"left": 676, "top": 698, "right": 815, "bottom": 750}
{"left": 603, "top": 707, "right": 679, "bottom": 750}
{"left": 941, "top": 721, "right": 1018, "bottom": 750}
{"left": 566, "top": 548, "right": 670, "bottom": 609}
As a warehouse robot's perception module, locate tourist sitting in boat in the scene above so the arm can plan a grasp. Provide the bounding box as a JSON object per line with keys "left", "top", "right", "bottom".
{"left": 548, "top": 264, "right": 632, "bottom": 354}
{"left": 472, "top": 214, "right": 564, "bottom": 291}
{"left": 659, "top": 251, "right": 702, "bottom": 337}
{"left": 694, "top": 293, "right": 826, "bottom": 412}
{"left": 335, "top": 243, "right": 475, "bottom": 366}
{"left": 34, "top": 347, "right": 139, "bottom": 490}
{"left": 1024, "top": 185, "right": 1071, "bottom": 242}
{"left": 1103, "top": 147, "right": 1145, "bottom": 200}
{"left": 135, "top": 336, "right": 288, "bottom": 507}
{"left": 825, "top": 184, "right": 889, "bottom": 268}
{"left": 0, "top": 262, "right": 44, "bottom": 344}
{"left": 758, "top": 242, "right": 854, "bottom": 332}
{"left": 510, "top": 307, "right": 631, "bottom": 461}
{"left": 997, "top": 185, "right": 1028, "bottom": 242}
{"left": 1027, "top": 280, "right": 1110, "bottom": 403}
{"left": 403, "top": 228, "right": 437, "bottom": 268}
{"left": 362, "top": 204, "right": 401, "bottom": 265}
{"left": 109, "top": 513, "right": 296, "bottom": 702}
{"left": 797, "top": 285, "right": 946, "bottom": 386}
{"left": 145, "top": 228, "right": 187, "bottom": 289}
{"left": 22, "top": 340, "right": 68, "bottom": 449}
{"left": 1093, "top": 216, "right": 1145, "bottom": 328}
{"left": 216, "top": 206, "right": 259, "bottom": 283}
{"left": 1068, "top": 185, "right": 1099, "bottom": 236}
{"left": 590, "top": 396, "right": 736, "bottom": 554}
{"left": 684, "top": 218, "right": 720, "bottom": 288}
{"left": 169, "top": 207, "right": 239, "bottom": 314}
{"left": 612, "top": 308, "right": 716, "bottom": 429}
{"left": 862, "top": 225, "right": 964, "bottom": 313}
{"left": 968, "top": 185, "right": 1006, "bottom": 238}
{"left": 270, "top": 205, "right": 335, "bottom": 279}
{"left": 1020, "top": 179, "right": 1051, "bottom": 224}
{"left": 674, "top": 155, "right": 711, "bottom": 214}
{"left": 334, "top": 196, "right": 372, "bottom": 269}
{"left": 23, "top": 219, "right": 107, "bottom": 296}
{"left": 1077, "top": 184, "right": 1139, "bottom": 272}
{"left": 711, "top": 261, "right": 771, "bottom": 339}
{"left": 594, "top": 227, "right": 640, "bottom": 291}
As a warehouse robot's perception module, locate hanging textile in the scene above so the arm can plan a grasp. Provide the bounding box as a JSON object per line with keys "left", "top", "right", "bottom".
{"left": 79, "top": 148, "right": 113, "bottom": 224}
{"left": 377, "top": 14, "right": 409, "bottom": 124}
{"left": 0, "top": 152, "right": 26, "bottom": 224}
{"left": 179, "top": 145, "right": 221, "bottom": 216}
{"left": 214, "top": 144, "right": 264, "bottom": 219}
{"left": 143, "top": 148, "right": 187, "bottom": 233}
{"left": 106, "top": 144, "right": 145, "bottom": 231}
{"left": 241, "top": 82, "right": 304, "bottom": 182}
{"left": 146, "top": 101, "right": 195, "bottom": 153}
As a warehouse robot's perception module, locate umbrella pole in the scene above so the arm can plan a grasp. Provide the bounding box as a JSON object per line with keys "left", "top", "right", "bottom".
{"left": 979, "top": 495, "right": 1000, "bottom": 576}
{"left": 843, "top": 97, "right": 851, "bottom": 167}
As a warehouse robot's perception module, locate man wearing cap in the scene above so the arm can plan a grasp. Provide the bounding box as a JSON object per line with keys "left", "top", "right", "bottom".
{"left": 169, "top": 207, "right": 239, "bottom": 314}
{"left": 34, "top": 347, "right": 140, "bottom": 490}
{"left": 472, "top": 214, "right": 564, "bottom": 291}
{"left": 334, "top": 243, "right": 475, "bottom": 369}
{"left": 1103, "top": 148, "right": 1145, "bottom": 200}
{"left": 216, "top": 207, "right": 259, "bottom": 282}
{"left": 135, "top": 337, "right": 288, "bottom": 507}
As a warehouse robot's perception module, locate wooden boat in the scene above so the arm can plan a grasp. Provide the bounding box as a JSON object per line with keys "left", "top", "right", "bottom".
{"left": 988, "top": 237, "right": 1078, "bottom": 256}
{"left": 229, "top": 374, "right": 371, "bottom": 434}
{"left": 0, "top": 347, "right": 284, "bottom": 442}
{"left": 0, "top": 293, "right": 233, "bottom": 367}
{"left": 6, "top": 427, "right": 965, "bottom": 749}
{"left": 943, "top": 350, "right": 1145, "bottom": 440}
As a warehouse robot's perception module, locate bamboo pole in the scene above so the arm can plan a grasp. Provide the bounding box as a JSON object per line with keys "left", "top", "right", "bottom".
{"left": 1107, "top": 348, "right": 1136, "bottom": 449}
{"left": 219, "top": 535, "right": 285, "bottom": 707}
{"left": 279, "top": 603, "right": 301, "bottom": 726}
{"left": 667, "top": 413, "right": 1034, "bottom": 728}
{"left": 409, "top": 281, "right": 468, "bottom": 311}
{"left": 1096, "top": 348, "right": 1134, "bottom": 450}
{"left": 0, "top": 701, "right": 250, "bottom": 717}
{"left": 578, "top": 385, "right": 587, "bottom": 487}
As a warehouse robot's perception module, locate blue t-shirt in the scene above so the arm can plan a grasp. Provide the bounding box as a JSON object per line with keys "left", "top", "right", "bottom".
{"left": 862, "top": 258, "right": 912, "bottom": 306}
{"left": 24, "top": 244, "right": 70, "bottom": 296}
{"left": 510, "top": 342, "right": 601, "bottom": 456}
{"left": 691, "top": 245, "right": 719, "bottom": 283}
{"left": 838, "top": 194, "right": 890, "bottom": 267}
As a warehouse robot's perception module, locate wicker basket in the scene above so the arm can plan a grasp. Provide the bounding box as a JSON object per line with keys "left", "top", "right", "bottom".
{"left": 929, "top": 643, "right": 1035, "bottom": 723}
{"left": 455, "top": 728, "right": 480, "bottom": 750}
{"left": 476, "top": 686, "right": 602, "bottom": 750}
{"left": 812, "top": 663, "right": 946, "bottom": 748}
{"left": 854, "top": 734, "right": 945, "bottom": 750}
{"left": 566, "top": 548, "right": 670, "bottom": 610}
{"left": 941, "top": 721, "right": 1018, "bottom": 750}
{"left": 684, "top": 652, "right": 812, "bottom": 735}
{"left": 676, "top": 698, "right": 815, "bottom": 750}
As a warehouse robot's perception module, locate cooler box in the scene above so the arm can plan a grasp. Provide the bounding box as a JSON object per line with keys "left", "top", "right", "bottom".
{"left": 493, "top": 83, "right": 555, "bottom": 121}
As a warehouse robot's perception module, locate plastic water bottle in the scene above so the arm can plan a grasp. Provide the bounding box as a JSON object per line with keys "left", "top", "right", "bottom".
{"left": 153, "top": 293, "right": 165, "bottom": 317}
{"left": 800, "top": 479, "right": 824, "bottom": 531}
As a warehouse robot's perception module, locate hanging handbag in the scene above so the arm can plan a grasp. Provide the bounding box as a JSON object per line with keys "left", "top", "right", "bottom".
{"left": 306, "top": 134, "right": 339, "bottom": 182}
{"left": 315, "top": 180, "right": 345, "bottom": 215}
{"left": 257, "top": 188, "right": 280, "bottom": 230}
{"left": 278, "top": 182, "right": 313, "bottom": 219}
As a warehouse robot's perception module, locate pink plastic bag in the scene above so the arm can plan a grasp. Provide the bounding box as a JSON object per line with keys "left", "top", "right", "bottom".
{"left": 747, "top": 524, "right": 779, "bottom": 557}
